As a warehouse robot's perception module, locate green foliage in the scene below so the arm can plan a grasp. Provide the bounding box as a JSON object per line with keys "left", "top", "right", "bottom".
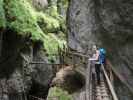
{"left": 5, "top": 0, "right": 43, "bottom": 41}
{"left": 46, "top": 6, "right": 59, "bottom": 17}
{"left": 36, "top": 12, "right": 60, "bottom": 33}
{"left": 0, "top": 0, "right": 6, "bottom": 28}
{"left": 1, "top": 0, "right": 70, "bottom": 98}
{"left": 43, "top": 33, "right": 66, "bottom": 61}
{"left": 2, "top": 0, "right": 67, "bottom": 59}
{"left": 48, "top": 87, "right": 73, "bottom": 100}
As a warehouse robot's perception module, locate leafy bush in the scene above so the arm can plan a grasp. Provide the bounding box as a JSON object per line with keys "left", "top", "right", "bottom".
{"left": 48, "top": 87, "right": 73, "bottom": 100}
{"left": 5, "top": 0, "right": 43, "bottom": 41}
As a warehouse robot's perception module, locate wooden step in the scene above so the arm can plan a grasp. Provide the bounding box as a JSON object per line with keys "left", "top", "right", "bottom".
{"left": 94, "top": 80, "right": 111, "bottom": 100}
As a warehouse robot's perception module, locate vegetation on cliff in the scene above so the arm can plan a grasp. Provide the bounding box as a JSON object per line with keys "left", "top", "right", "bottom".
{"left": 2, "top": 0, "right": 67, "bottom": 58}
{"left": 0, "top": 0, "right": 71, "bottom": 99}
{"left": 48, "top": 87, "right": 72, "bottom": 100}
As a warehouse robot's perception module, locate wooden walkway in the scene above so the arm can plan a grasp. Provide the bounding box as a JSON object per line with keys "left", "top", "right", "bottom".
{"left": 84, "top": 58, "right": 119, "bottom": 100}
{"left": 95, "top": 80, "right": 110, "bottom": 100}
{"left": 2, "top": 48, "right": 119, "bottom": 100}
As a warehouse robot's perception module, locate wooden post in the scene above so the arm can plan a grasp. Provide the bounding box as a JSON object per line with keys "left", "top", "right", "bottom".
{"left": 85, "top": 59, "right": 91, "bottom": 100}
{"left": 72, "top": 54, "right": 74, "bottom": 68}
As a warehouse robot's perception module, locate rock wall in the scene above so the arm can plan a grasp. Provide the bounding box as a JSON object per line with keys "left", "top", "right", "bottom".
{"left": 67, "top": 0, "right": 133, "bottom": 99}
{"left": 0, "top": 29, "right": 53, "bottom": 99}
{"left": 0, "top": 0, "right": 67, "bottom": 99}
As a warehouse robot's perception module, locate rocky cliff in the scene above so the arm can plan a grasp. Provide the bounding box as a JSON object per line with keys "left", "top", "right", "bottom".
{"left": 0, "top": 0, "right": 67, "bottom": 99}
{"left": 67, "top": 0, "right": 133, "bottom": 99}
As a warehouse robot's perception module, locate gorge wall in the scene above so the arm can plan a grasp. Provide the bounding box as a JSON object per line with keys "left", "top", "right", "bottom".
{"left": 0, "top": 0, "right": 68, "bottom": 99}
{"left": 67, "top": 0, "right": 133, "bottom": 99}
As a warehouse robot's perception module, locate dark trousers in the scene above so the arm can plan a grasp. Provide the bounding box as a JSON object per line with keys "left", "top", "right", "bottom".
{"left": 95, "top": 64, "right": 101, "bottom": 85}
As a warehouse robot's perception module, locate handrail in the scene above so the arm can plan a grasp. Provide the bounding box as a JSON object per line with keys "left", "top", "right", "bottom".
{"left": 106, "top": 60, "right": 133, "bottom": 95}
{"left": 62, "top": 50, "right": 89, "bottom": 58}
{"left": 59, "top": 49, "right": 133, "bottom": 99}
{"left": 101, "top": 64, "right": 119, "bottom": 100}
{"left": 29, "top": 95, "right": 45, "bottom": 100}
{"left": 85, "top": 60, "right": 91, "bottom": 100}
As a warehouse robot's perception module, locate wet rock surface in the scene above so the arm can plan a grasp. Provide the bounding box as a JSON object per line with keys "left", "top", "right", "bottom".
{"left": 0, "top": 31, "right": 53, "bottom": 99}
{"left": 67, "top": 0, "right": 133, "bottom": 99}
{"left": 0, "top": 0, "right": 67, "bottom": 99}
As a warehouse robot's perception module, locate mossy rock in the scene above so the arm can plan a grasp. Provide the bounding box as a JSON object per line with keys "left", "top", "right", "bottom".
{"left": 36, "top": 12, "right": 60, "bottom": 33}
{"left": 5, "top": 0, "right": 44, "bottom": 41}
{"left": 2, "top": 0, "right": 67, "bottom": 60}
{"left": 43, "top": 33, "right": 66, "bottom": 60}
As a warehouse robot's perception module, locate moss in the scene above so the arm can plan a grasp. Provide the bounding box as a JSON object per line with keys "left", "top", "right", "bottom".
{"left": 0, "top": 0, "right": 6, "bottom": 28}
{"left": 43, "top": 33, "right": 66, "bottom": 60}
{"left": 1, "top": 0, "right": 70, "bottom": 97}
{"left": 48, "top": 87, "right": 73, "bottom": 100}
{"left": 5, "top": 0, "right": 43, "bottom": 41}
{"left": 46, "top": 6, "right": 59, "bottom": 17}
{"left": 36, "top": 12, "right": 60, "bottom": 33}
{"left": 3, "top": 0, "right": 67, "bottom": 60}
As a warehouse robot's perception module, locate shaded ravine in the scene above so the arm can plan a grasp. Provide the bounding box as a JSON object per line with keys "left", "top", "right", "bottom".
{"left": 0, "top": 0, "right": 68, "bottom": 99}
{"left": 67, "top": 0, "right": 133, "bottom": 100}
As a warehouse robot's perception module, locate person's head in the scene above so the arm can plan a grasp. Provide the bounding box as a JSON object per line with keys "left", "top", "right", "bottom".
{"left": 92, "top": 45, "right": 97, "bottom": 51}
{"left": 91, "top": 45, "right": 98, "bottom": 54}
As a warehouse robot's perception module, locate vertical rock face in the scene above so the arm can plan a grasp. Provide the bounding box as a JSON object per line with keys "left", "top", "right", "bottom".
{"left": 67, "top": 0, "right": 133, "bottom": 99}
{"left": 0, "top": 29, "right": 33, "bottom": 98}
{"left": 29, "top": 41, "right": 53, "bottom": 98}
{"left": 67, "top": 0, "right": 97, "bottom": 52}
{"left": 0, "top": 30, "right": 53, "bottom": 99}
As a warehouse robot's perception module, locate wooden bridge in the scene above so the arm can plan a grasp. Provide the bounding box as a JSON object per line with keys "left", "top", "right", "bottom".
{"left": 0, "top": 47, "right": 121, "bottom": 100}
{"left": 61, "top": 48, "right": 119, "bottom": 100}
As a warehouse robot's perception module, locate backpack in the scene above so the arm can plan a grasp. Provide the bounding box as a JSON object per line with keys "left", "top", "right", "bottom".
{"left": 99, "top": 48, "right": 106, "bottom": 64}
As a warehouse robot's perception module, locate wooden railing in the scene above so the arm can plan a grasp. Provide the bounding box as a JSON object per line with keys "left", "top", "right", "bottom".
{"left": 101, "top": 64, "right": 119, "bottom": 100}
{"left": 106, "top": 60, "right": 133, "bottom": 94}
{"left": 1, "top": 93, "right": 60, "bottom": 100}
{"left": 21, "top": 46, "right": 123, "bottom": 100}
{"left": 85, "top": 60, "right": 91, "bottom": 100}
